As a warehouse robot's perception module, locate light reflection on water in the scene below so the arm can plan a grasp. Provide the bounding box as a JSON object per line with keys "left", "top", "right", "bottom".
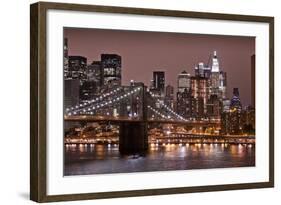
{"left": 64, "top": 143, "right": 255, "bottom": 176}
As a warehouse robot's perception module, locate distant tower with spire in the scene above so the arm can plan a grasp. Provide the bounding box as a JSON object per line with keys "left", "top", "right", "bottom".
{"left": 211, "top": 51, "right": 220, "bottom": 72}
{"left": 210, "top": 51, "right": 227, "bottom": 99}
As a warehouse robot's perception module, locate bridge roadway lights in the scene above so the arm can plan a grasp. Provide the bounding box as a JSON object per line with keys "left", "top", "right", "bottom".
{"left": 119, "top": 121, "right": 148, "bottom": 155}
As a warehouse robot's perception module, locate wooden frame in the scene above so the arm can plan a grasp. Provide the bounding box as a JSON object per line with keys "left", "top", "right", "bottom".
{"left": 30, "top": 1, "right": 274, "bottom": 202}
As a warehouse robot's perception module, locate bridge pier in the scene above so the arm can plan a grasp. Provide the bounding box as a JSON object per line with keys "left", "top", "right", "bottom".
{"left": 119, "top": 121, "right": 148, "bottom": 155}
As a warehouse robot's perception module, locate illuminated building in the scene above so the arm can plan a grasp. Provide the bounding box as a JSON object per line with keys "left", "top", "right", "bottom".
{"left": 210, "top": 71, "right": 220, "bottom": 96}
{"left": 222, "top": 99, "right": 231, "bottom": 112}
{"left": 164, "top": 85, "right": 175, "bottom": 109}
{"left": 245, "top": 106, "right": 255, "bottom": 129}
{"left": 63, "top": 38, "right": 69, "bottom": 78}
{"left": 221, "top": 88, "right": 243, "bottom": 134}
{"left": 68, "top": 56, "right": 87, "bottom": 80}
{"left": 176, "top": 88, "right": 193, "bottom": 118}
{"left": 193, "top": 97, "right": 204, "bottom": 118}
{"left": 195, "top": 62, "right": 211, "bottom": 78}
{"left": 149, "top": 71, "right": 165, "bottom": 107}
{"left": 87, "top": 61, "right": 102, "bottom": 88}
{"left": 229, "top": 110, "right": 242, "bottom": 134}
{"left": 64, "top": 79, "right": 80, "bottom": 130}
{"left": 177, "top": 70, "right": 191, "bottom": 93}
{"left": 79, "top": 80, "right": 99, "bottom": 104}
{"left": 64, "top": 79, "right": 80, "bottom": 110}
{"left": 190, "top": 52, "right": 227, "bottom": 118}
{"left": 190, "top": 76, "right": 209, "bottom": 116}
{"left": 210, "top": 51, "right": 227, "bottom": 99}
{"left": 101, "top": 54, "right": 121, "bottom": 87}
{"left": 230, "top": 88, "right": 242, "bottom": 112}
{"left": 206, "top": 94, "right": 221, "bottom": 120}
{"left": 221, "top": 112, "right": 230, "bottom": 134}
{"left": 218, "top": 71, "right": 227, "bottom": 99}
{"left": 240, "top": 106, "right": 255, "bottom": 133}
{"left": 221, "top": 109, "right": 242, "bottom": 135}
{"left": 211, "top": 51, "right": 219, "bottom": 72}
{"left": 152, "top": 71, "right": 165, "bottom": 96}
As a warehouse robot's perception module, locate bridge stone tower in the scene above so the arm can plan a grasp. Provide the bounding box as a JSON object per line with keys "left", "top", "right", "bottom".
{"left": 119, "top": 85, "right": 148, "bottom": 155}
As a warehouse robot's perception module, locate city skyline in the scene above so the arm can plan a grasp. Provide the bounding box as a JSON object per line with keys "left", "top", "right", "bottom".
{"left": 63, "top": 28, "right": 256, "bottom": 175}
{"left": 64, "top": 27, "right": 255, "bottom": 106}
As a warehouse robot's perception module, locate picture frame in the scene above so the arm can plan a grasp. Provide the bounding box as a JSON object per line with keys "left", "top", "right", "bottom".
{"left": 30, "top": 1, "right": 274, "bottom": 202}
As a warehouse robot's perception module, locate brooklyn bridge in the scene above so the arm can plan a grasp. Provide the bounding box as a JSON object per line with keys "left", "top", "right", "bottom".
{"left": 64, "top": 85, "right": 251, "bottom": 154}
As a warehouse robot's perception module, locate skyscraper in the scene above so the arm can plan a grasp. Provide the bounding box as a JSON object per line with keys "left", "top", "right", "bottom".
{"left": 210, "top": 51, "right": 220, "bottom": 97}
{"left": 64, "top": 79, "right": 80, "bottom": 111}
{"left": 222, "top": 99, "right": 231, "bottom": 112}
{"left": 176, "top": 88, "right": 193, "bottom": 118}
{"left": 165, "top": 84, "right": 174, "bottom": 96}
{"left": 178, "top": 51, "right": 228, "bottom": 120}
{"left": 190, "top": 76, "right": 209, "bottom": 116}
{"left": 164, "top": 85, "right": 174, "bottom": 109}
{"left": 211, "top": 51, "right": 219, "bottom": 72}
{"left": 195, "top": 62, "right": 211, "bottom": 78}
{"left": 221, "top": 108, "right": 242, "bottom": 134}
{"left": 152, "top": 71, "right": 165, "bottom": 95}
{"left": 63, "top": 38, "right": 69, "bottom": 78}
{"left": 230, "top": 88, "right": 242, "bottom": 112}
{"left": 68, "top": 56, "right": 87, "bottom": 79}
{"left": 243, "top": 106, "right": 255, "bottom": 130}
{"left": 87, "top": 61, "right": 102, "bottom": 87}
{"left": 64, "top": 79, "right": 80, "bottom": 130}
{"left": 209, "top": 51, "right": 227, "bottom": 99}
{"left": 177, "top": 71, "right": 191, "bottom": 93}
{"left": 221, "top": 88, "right": 244, "bottom": 134}
{"left": 221, "top": 88, "right": 244, "bottom": 135}
{"left": 206, "top": 94, "right": 221, "bottom": 120}
{"left": 219, "top": 71, "right": 227, "bottom": 99}
{"left": 101, "top": 54, "right": 121, "bottom": 87}
{"left": 79, "top": 80, "right": 99, "bottom": 104}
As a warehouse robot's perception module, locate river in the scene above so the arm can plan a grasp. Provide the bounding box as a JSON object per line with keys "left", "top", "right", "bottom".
{"left": 64, "top": 143, "right": 255, "bottom": 175}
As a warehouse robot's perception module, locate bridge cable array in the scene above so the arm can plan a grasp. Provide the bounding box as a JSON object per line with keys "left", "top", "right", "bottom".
{"left": 147, "top": 91, "right": 188, "bottom": 121}
{"left": 65, "top": 86, "right": 189, "bottom": 122}
{"left": 66, "top": 87, "right": 141, "bottom": 116}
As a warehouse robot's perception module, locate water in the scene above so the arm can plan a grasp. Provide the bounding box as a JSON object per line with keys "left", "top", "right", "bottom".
{"left": 64, "top": 143, "right": 255, "bottom": 176}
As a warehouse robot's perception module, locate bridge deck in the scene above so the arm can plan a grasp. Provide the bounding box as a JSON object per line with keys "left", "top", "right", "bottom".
{"left": 64, "top": 115, "right": 220, "bottom": 126}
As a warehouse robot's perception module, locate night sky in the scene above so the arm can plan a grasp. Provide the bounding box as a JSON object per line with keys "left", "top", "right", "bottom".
{"left": 64, "top": 28, "right": 255, "bottom": 106}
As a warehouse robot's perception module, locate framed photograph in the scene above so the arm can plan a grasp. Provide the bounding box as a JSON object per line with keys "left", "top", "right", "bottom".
{"left": 30, "top": 2, "right": 274, "bottom": 202}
